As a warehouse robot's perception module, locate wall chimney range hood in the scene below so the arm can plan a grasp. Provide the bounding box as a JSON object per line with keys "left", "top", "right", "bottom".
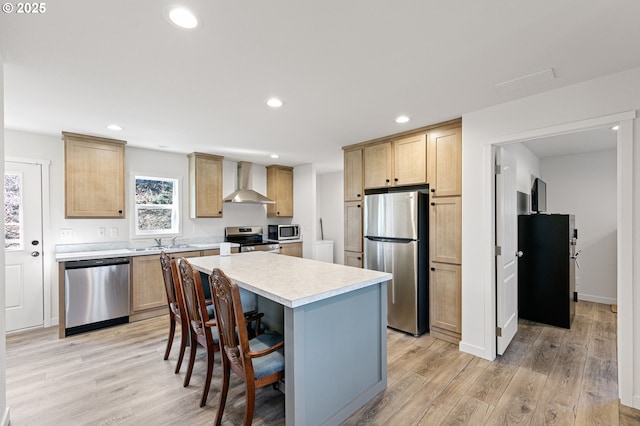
{"left": 223, "top": 161, "right": 275, "bottom": 204}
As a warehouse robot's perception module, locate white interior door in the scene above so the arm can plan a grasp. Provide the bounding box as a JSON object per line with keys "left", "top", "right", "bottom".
{"left": 5, "top": 161, "right": 44, "bottom": 331}
{"left": 496, "top": 147, "right": 518, "bottom": 355}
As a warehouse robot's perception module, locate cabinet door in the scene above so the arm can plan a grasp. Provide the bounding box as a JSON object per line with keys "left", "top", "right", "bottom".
{"left": 344, "top": 201, "right": 363, "bottom": 252}
{"left": 364, "top": 142, "right": 392, "bottom": 189}
{"left": 280, "top": 242, "right": 302, "bottom": 257}
{"left": 344, "top": 251, "right": 363, "bottom": 268}
{"left": 64, "top": 135, "right": 125, "bottom": 218}
{"left": 131, "top": 255, "right": 167, "bottom": 313}
{"left": 430, "top": 262, "right": 461, "bottom": 333}
{"left": 430, "top": 196, "right": 462, "bottom": 264}
{"left": 344, "top": 148, "right": 363, "bottom": 202}
{"left": 428, "top": 126, "right": 462, "bottom": 197}
{"left": 189, "top": 153, "right": 223, "bottom": 218}
{"left": 393, "top": 134, "right": 427, "bottom": 186}
{"left": 267, "top": 166, "right": 294, "bottom": 218}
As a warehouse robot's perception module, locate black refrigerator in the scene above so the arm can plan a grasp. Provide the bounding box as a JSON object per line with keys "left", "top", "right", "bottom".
{"left": 517, "top": 214, "right": 577, "bottom": 329}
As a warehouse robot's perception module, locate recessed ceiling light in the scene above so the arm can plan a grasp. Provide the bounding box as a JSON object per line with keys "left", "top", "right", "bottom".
{"left": 611, "top": 125, "right": 619, "bottom": 131}
{"left": 168, "top": 7, "right": 198, "bottom": 30}
{"left": 395, "top": 115, "right": 410, "bottom": 124}
{"left": 266, "top": 98, "right": 284, "bottom": 108}
{"left": 107, "top": 124, "right": 123, "bottom": 131}
{"left": 270, "top": 154, "right": 280, "bottom": 159}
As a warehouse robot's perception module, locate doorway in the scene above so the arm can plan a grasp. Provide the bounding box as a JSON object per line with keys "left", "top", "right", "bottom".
{"left": 4, "top": 160, "right": 44, "bottom": 331}
{"left": 489, "top": 111, "right": 634, "bottom": 405}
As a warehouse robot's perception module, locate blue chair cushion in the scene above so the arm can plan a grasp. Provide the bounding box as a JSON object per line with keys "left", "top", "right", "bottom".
{"left": 249, "top": 332, "right": 284, "bottom": 380}
{"left": 206, "top": 304, "right": 215, "bottom": 319}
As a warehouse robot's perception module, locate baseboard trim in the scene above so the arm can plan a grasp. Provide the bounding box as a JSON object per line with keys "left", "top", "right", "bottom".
{"left": 577, "top": 294, "right": 617, "bottom": 305}
{"left": 634, "top": 394, "right": 640, "bottom": 410}
{"left": 2, "top": 406, "right": 10, "bottom": 426}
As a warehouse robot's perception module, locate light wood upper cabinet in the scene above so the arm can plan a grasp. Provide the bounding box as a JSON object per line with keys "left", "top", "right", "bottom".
{"left": 428, "top": 126, "right": 462, "bottom": 197}
{"left": 188, "top": 153, "right": 224, "bottom": 218}
{"left": 344, "top": 148, "right": 363, "bottom": 202}
{"left": 344, "top": 201, "right": 363, "bottom": 253}
{"left": 430, "top": 196, "right": 462, "bottom": 264}
{"left": 393, "top": 134, "right": 427, "bottom": 185}
{"left": 364, "top": 134, "right": 427, "bottom": 189}
{"left": 364, "top": 142, "right": 393, "bottom": 189}
{"left": 63, "top": 132, "right": 126, "bottom": 218}
{"left": 267, "top": 165, "right": 294, "bottom": 218}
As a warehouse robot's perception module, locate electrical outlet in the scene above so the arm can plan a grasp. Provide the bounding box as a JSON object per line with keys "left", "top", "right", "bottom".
{"left": 110, "top": 227, "right": 119, "bottom": 237}
{"left": 98, "top": 227, "right": 106, "bottom": 237}
{"left": 60, "top": 228, "right": 73, "bottom": 239}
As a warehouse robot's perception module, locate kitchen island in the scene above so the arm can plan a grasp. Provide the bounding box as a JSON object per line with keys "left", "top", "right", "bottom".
{"left": 188, "top": 251, "right": 391, "bottom": 426}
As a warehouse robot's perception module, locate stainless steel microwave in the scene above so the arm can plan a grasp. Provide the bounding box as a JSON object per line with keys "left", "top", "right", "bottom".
{"left": 268, "top": 224, "right": 300, "bottom": 241}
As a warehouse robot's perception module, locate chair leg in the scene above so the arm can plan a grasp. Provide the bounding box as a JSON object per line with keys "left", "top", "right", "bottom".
{"left": 164, "top": 315, "right": 176, "bottom": 360}
{"left": 215, "top": 363, "right": 230, "bottom": 426}
{"left": 184, "top": 331, "right": 198, "bottom": 387}
{"left": 174, "top": 319, "right": 188, "bottom": 374}
{"left": 243, "top": 381, "right": 256, "bottom": 426}
{"left": 199, "top": 347, "right": 215, "bottom": 407}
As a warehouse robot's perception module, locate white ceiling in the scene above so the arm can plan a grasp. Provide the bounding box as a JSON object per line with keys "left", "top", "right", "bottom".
{"left": 1, "top": 0, "right": 639, "bottom": 172}
{"left": 523, "top": 126, "right": 618, "bottom": 158}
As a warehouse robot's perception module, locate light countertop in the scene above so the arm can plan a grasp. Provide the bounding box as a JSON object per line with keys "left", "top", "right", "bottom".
{"left": 55, "top": 242, "right": 238, "bottom": 262}
{"left": 188, "top": 251, "right": 392, "bottom": 308}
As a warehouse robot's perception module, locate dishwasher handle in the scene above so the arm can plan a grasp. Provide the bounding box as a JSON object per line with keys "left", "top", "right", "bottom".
{"left": 65, "top": 257, "right": 130, "bottom": 269}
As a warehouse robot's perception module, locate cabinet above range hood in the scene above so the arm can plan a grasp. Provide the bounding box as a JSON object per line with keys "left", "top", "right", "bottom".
{"left": 223, "top": 161, "right": 275, "bottom": 204}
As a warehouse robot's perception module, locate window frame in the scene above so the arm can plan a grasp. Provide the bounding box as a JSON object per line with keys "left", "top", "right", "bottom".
{"left": 132, "top": 174, "right": 181, "bottom": 238}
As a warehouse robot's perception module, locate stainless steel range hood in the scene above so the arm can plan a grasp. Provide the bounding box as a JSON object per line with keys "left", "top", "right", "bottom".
{"left": 223, "top": 161, "right": 275, "bottom": 204}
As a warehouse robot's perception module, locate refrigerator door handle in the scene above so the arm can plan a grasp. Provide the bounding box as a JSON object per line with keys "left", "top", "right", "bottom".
{"left": 365, "top": 236, "right": 414, "bottom": 243}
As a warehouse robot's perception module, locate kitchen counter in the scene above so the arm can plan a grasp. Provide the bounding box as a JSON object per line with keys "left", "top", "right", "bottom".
{"left": 189, "top": 251, "right": 388, "bottom": 308}
{"left": 55, "top": 242, "right": 239, "bottom": 262}
{"left": 189, "top": 251, "right": 391, "bottom": 425}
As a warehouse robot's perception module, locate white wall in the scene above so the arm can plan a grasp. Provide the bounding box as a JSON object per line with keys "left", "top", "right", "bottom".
{"left": 292, "top": 164, "right": 317, "bottom": 259}
{"left": 316, "top": 171, "right": 344, "bottom": 264}
{"left": 461, "top": 66, "right": 640, "bottom": 408}
{"left": 504, "top": 143, "right": 541, "bottom": 194}
{"left": 541, "top": 149, "right": 617, "bottom": 304}
{"left": 1, "top": 52, "right": 10, "bottom": 426}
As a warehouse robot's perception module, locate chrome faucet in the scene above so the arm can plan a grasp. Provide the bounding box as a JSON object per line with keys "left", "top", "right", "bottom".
{"left": 154, "top": 238, "right": 162, "bottom": 247}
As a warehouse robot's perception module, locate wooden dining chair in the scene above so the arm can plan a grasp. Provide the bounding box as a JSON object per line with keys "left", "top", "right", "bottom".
{"left": 175, "top": 257, "right": 220, "bottom": 407}
{"left": 208, "top": 268, "right": 284, "bottom": 426}
{"left": 159, "top": 251, "right": 188, "bottom": 374}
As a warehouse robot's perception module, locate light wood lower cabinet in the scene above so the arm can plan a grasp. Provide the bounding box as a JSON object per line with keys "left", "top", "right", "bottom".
{"left": 344, "top": 251, "right": 363, "bottom": 268}
{"left": 429, "top": 263, "right": 461, "bottom": 343}
{"left": 280, "top": 242, "right": 302, "bottom": 257}
{"left": 344, "top": 201, "right": 363, "bottom": 253}
{"left": 130, "top": 250, "right": 201, "bottom": 320}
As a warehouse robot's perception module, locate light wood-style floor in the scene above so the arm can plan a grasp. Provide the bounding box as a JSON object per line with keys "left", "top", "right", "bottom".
{"left": 6, "top": 301, "right": 640, "bottom": 425}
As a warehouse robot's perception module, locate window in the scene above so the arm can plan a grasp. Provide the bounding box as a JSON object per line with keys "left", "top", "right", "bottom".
{"left": 4, "top": 172, "right": 23, "bottom": 249}
{"left": 134, "top": 176, "right": 179, "bottom": 236}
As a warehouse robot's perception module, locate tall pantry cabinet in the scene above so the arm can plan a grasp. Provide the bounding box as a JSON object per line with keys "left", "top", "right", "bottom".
{"left": 342, "top": 119, "right": 463, "bottom": 343}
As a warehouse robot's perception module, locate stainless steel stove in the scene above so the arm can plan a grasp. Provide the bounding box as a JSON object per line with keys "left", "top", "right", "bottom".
{"left": 224, "top": 226, "right": 280, "bottom": 253}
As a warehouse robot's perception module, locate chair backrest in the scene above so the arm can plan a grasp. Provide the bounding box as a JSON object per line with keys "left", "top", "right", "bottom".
{"left": 160, "top": 251, "right": 179, "bottom": 315}
{"left": 176, "top": 257, "right": 211, "bottom": 338}
{"left": 209, "top": 268, "right": 254, "bottom": 379}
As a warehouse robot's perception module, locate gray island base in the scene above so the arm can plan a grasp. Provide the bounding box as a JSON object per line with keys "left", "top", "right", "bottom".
{"left": 188, "top": 251, "right": 391, "bottom": 425}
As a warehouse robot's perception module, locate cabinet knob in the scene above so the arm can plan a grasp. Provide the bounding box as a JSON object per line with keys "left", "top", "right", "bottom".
{"left": 357, "top": 257, "right": 361, "bottom": 260}
{"left": 430, "top": 189, "right": 435, "bottom": 193}
{"left": 357, "top": 204, "right": 361, "bottom": 208}
{"left": 430, "top": 267, "right": 435, "bottom": 271}
{"left": 385, "top": 179, "right": 390, "bottom": 183}
{"left": 218, "top": 211, "right": 222, "bottom": 214}
{"left": 118, "top": 210, "right": 123, "bottom": 214}
{"left": 277, "top": 212, "right": 280, "bottom": 215}
{"left": 357, "top": 194, "right": 361, "bottom": 198}
{"left": 430, "top": 202, "right": 435, "bottom": 206}
{"left": 394, "top": 178, "right": 398, "bottom": 182}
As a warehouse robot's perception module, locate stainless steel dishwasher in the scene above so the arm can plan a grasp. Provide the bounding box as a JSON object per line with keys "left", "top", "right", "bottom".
{"left": 64, "top": 257, "right": 130, "bottom": 336}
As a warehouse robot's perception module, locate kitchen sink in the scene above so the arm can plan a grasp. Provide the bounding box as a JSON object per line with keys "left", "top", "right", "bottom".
{"left": 129, "top": 244, "right": 193, "bottom": 252}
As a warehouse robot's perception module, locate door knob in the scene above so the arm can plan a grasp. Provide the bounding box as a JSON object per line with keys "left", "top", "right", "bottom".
{"left": 31, "top": 240, "right": 40, "bottom": 246}
{"left": 516, "top": 251, "right": 524, "bottom": 258}
{"left": 31, "top": 251, "right": 40, "bottom": 257}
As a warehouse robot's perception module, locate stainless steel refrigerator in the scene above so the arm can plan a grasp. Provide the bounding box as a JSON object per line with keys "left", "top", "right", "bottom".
{"left": 364, "top": 188, "right": 429, "bottom": 336}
